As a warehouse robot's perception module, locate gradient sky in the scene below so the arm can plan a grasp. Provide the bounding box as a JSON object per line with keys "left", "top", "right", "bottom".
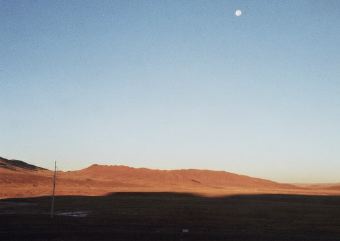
{"left": 1, "top": 0, "right": 340, "bottom": 183}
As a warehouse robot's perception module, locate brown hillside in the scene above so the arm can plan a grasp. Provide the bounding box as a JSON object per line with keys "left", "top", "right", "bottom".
{"left": 1, "top": 156, "right": 340, "bottom": 198}
{"left": 73, "top": 164, "right": 294, "bottom": 189}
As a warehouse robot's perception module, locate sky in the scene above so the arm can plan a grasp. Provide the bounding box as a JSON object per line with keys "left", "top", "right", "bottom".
{"left": 1, "top": 0, "right": 340, "bottom": 183}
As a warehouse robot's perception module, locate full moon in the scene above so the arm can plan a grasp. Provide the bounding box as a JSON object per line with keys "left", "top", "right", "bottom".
{"left": 235, "top": 9, "right": 242, "bottom": 17}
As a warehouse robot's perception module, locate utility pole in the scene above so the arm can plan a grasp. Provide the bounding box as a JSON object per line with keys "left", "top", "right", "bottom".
{"left": 50, "top": 161, "right": 57, "bottom": 219}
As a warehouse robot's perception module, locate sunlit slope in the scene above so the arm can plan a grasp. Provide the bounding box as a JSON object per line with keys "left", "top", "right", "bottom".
{"left": 1, "top": 156, "right": 339, "bottom": 198}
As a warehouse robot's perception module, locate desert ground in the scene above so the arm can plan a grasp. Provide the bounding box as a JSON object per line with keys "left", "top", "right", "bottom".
{"left": 1, "top": 157, "right": 340, "bottom": 241}
{"left": 1, "top": 193, "right": 340, "bottom": 241}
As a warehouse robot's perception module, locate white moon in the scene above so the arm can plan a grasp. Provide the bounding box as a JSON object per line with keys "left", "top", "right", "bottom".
{"left": 235, "top": 9, "right": 242, "bottom": 17}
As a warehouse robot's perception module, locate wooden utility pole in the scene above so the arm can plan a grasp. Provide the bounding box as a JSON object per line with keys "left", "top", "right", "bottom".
{"left": 50, "top": 161, "right": 57, "bottom": 219}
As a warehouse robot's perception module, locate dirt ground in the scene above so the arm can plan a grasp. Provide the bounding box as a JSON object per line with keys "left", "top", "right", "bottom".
{"left": 1, "top": 192, "right": 340, "bottom": 241}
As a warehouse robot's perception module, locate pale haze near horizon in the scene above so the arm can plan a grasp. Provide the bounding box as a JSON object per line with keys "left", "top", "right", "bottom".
{"left": 1, "top": 0, "right": 340, "bottom": 183}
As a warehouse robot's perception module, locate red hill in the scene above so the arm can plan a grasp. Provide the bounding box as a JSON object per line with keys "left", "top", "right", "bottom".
{"left": 1, "top": 156, "right": 339, "bottom": 198}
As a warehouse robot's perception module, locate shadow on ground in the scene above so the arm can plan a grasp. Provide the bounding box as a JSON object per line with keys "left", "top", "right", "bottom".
{"left": 1, "top": 192, "right": 340, "bottom": 241}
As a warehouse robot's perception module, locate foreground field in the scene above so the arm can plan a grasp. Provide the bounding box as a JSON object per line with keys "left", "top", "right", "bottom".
{"left": 1, "top": 192, "right": 340, "bottom": 241}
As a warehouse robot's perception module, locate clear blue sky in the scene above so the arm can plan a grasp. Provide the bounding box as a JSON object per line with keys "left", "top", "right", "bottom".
{"left": 1, "top": 0, "right": 340, "bottom": 183}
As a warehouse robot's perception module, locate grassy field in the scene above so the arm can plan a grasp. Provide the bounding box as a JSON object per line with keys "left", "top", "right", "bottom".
{"left": 1, "top": 192, "right": 340, "bottom": 241}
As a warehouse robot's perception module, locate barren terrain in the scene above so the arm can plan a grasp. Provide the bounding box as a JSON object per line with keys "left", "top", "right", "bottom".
{"left": 1, "top": 156, "right": 340, "bottom": 198}
{"left": 1, "top": 156, "right": 340, "bottom": 241}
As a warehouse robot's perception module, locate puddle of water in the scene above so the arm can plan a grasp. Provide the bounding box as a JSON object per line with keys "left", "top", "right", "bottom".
{"left": 56, "top": 211, "right": 89, "bottom": 218}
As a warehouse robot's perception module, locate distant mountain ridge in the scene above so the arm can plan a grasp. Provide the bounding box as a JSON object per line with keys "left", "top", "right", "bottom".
{"left": 74, "top": 164, "right": 295, "bottom": 189}
{"left": 0, "top": 156, "right": 46, "bottom": 171}
{"left": 1, "top": 156, "right": 339, "bottom": 198}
